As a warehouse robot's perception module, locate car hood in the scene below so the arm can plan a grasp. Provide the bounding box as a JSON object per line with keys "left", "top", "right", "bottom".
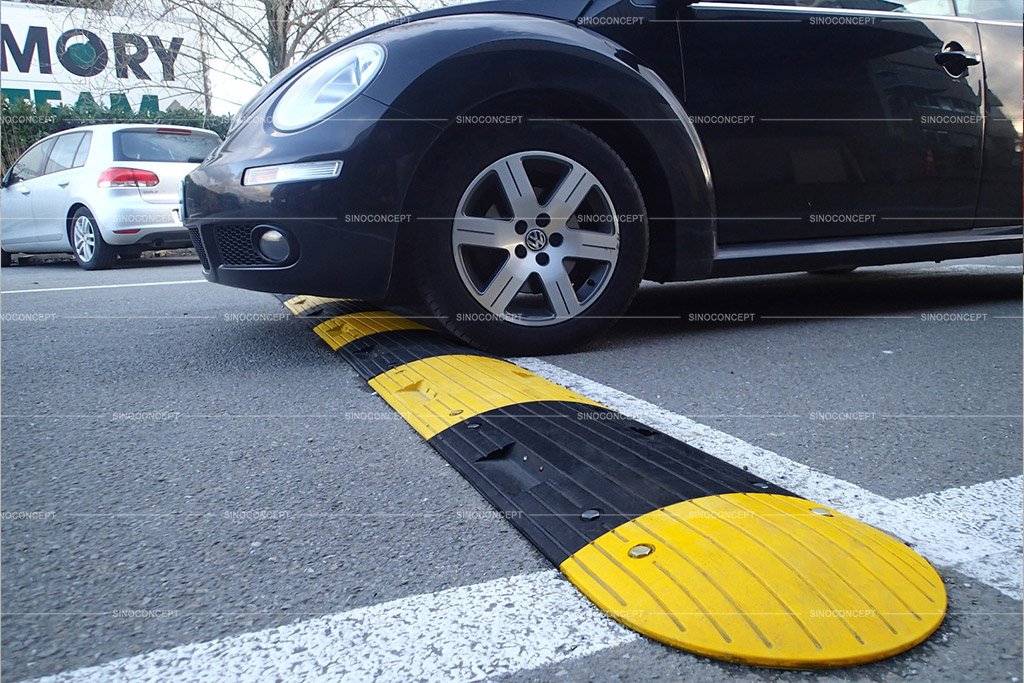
{"left": 411, "top": 0, "right": 594, "bottom": 23}
{"left": 231, "top": 0, "right": 594, "bottom": 128}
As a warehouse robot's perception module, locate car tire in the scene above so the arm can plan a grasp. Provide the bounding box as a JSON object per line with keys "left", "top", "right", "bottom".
{"left": 1, "top": 250, "right": 11, "bottom": 268}
{"left": 414, "top": 121, "right": 648, "bottom": 356}
{"left": 70, "top": 208, "right": 116, "bottom": 270}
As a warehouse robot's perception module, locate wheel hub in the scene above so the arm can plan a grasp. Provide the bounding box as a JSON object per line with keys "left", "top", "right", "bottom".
{"left": 524, "top": 228, "right": 548, "bottom": 252}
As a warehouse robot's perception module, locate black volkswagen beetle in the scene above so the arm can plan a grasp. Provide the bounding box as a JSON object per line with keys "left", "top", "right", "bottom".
{"left": 183, "top": 0, "right": 1022, "bottom": 354}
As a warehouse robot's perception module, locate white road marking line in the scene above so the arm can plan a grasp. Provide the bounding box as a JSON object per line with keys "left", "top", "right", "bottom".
{"left": 897, "top": 475, "right": 1023, "bottom": 551}
{"left": 1, "top": 280, "right": 207, "bottom": 295}
{"left": 30, "top": 571, "right": 637, "bottom": 683}
{"left": 514, "top": 358, "right": 1024, "bottom": 601}
{"left": 921, "top": 264, "right": 1021, "bottom": 273}
{"left": 849, "top": 476, "right": 1024, "bottom": 602}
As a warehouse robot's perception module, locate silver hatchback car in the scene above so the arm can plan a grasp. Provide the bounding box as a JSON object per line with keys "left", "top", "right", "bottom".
{"left": 0, "top": 124, "right": 221, "bottom": 269}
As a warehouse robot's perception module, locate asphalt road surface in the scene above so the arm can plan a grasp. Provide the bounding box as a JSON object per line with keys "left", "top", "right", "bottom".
{"left": 2, "top": 253, "right": 1021, "bottom": 682}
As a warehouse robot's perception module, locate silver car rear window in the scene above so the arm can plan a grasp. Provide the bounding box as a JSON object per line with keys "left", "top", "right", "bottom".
{"left": 112, "top": 129, "right": 220, "bottom": 164}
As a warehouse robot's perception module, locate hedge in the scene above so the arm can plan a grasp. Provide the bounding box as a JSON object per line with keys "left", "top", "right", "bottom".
{"left": 1, "top": 97, "right": 232, "bottom": 175}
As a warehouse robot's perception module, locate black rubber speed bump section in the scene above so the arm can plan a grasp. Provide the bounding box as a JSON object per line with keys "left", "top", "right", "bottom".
{"left": 429, "top": 400, "right": 789, "bottom": 565}
{"left": 278, "top": 295, "right": 947, "bottom": 668}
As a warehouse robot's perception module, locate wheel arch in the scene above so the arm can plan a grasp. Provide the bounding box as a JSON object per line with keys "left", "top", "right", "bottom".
{"left": 365, "top": 16, "right": 717, "bottom": 299}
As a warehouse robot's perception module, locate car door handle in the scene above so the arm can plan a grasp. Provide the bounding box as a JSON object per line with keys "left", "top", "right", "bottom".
{"left": 18, "top": 188, "right": 30, "bottom": 195}
{"left": 934, "top": 48, "right": 980, "bottom": 75}
{"left": 58, "top": 181, "right": 70, "bottom": 188}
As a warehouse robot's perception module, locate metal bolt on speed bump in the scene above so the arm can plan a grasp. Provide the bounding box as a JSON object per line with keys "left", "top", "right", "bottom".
{"left": 628, "top": 543, "right": 655, "bottom": 559}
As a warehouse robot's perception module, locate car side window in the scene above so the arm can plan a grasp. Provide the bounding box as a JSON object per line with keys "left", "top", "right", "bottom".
{"left": 8, "top": 138, "right": 56, "bottom": 185}
{"left": 72, "top": 132, "right": 92, "bottom": 168}
{"left": 954, "top": 0, "right": 1023, "bottom": 20}
{"left": 45, "top": 133, "right": 86, "bottom": 175}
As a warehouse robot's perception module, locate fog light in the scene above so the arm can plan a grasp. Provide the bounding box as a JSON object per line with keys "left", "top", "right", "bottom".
{"left": 254, "top": 227, "right": 291, "bottom": 263}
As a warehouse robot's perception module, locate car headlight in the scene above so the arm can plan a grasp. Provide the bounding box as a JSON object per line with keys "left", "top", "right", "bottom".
{"left": 272, "top": 43, "right": 386, "bottom": 132}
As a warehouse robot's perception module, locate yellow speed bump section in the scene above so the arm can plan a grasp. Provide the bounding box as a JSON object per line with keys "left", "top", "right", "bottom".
{"left": 313, "top": 312, "right": 429, "bottom": 351}
{"left": 561, "top": 493, "right": 946, "bottom": 669}
{"left": 369, "top": 354, "right": 604, "bottom": 440}
{"left": 283, "top": 296, "right": 349, "bottom": 316}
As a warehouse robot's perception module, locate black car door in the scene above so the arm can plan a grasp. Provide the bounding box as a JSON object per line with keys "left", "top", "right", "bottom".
{"left": 954, "top": 0, "right": 1023, "bottom": 228}
{"left": 678, "top": 0, "right": 986, "bottom": 243}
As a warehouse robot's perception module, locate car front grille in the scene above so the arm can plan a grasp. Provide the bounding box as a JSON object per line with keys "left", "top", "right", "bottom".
{"left": 215, "top": 225, "right": 265, "bottom": 266}
{"left": 187, "top": 227, "right": 210, "bottom": 270}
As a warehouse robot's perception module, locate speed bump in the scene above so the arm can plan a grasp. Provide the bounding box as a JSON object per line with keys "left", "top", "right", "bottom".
{"left": 370, "top": 355, "right": 603, "bottom": 439}
{"left": 276, "top": 295, "right": 947, "bottom": 668}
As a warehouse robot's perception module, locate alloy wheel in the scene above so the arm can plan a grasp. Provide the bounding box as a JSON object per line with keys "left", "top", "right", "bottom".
{"left": 73, "top": 215, "right": 96, "bottom": 263}
{"left": 451, "top": 151, "right": 620, "bottom": 326}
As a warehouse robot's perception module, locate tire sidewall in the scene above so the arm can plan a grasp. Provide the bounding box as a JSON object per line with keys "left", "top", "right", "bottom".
{"left": 416, "top": 122, "right": 648, "bottom": 354}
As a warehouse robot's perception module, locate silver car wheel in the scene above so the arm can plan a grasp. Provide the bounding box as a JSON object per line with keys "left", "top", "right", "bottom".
{"left": 451, "top": 151, "right": 620, "bottom": 327}
{"left": 73, "top": 215, "right": 96, "bottom": 263}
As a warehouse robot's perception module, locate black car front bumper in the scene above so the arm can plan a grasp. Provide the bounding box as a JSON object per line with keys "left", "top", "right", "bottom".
{"left": 182, "top": 94, "right": 440, "bottom": 299}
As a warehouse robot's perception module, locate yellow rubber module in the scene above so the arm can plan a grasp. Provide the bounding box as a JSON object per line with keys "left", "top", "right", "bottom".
{"left": 313, "top": 312, "right": 429, "bottom": 351}
{"left": 561, "top": 493, "right": 946, "bottom": 668}
{"left": 282, "top": 296, "right": 349, "bottom": 316}
{"left": 369, "top": 354, "right": 604, "bottom": 439}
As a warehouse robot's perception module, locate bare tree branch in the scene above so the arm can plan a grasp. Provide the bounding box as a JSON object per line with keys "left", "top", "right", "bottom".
{"left": 164, "top": 0, "right": 443, "bottom": 85}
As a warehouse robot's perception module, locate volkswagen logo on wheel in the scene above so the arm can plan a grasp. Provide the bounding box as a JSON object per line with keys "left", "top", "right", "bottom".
{"left": 525, "top": 228, "right": 548, "bottom": 251}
